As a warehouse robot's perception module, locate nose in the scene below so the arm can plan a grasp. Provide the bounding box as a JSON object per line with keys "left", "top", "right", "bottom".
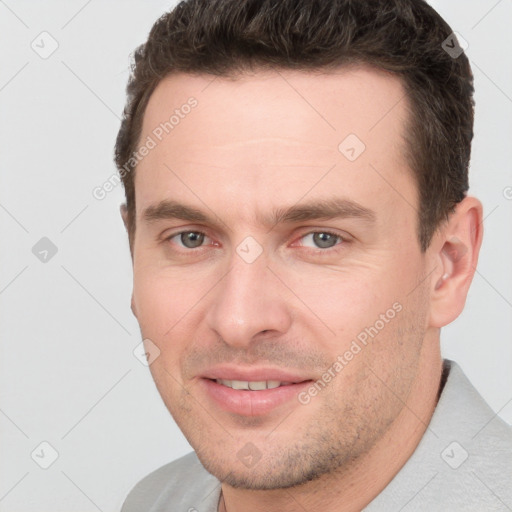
{"left": 205, "top": 254, "right": 292, "bottom": 348}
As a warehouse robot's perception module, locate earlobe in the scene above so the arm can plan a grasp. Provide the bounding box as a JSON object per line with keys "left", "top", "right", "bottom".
{"left": 429, "top": 196, "right": 483, "bottom": 328}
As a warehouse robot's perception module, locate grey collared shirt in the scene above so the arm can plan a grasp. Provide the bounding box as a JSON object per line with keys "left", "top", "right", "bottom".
{"left": 121, "top": 360, "right": 512, "bottom": 511}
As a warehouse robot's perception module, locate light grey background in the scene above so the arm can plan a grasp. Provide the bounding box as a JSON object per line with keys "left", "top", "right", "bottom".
{"left": 0, "top": 1, "right": 510, "bottom": 510}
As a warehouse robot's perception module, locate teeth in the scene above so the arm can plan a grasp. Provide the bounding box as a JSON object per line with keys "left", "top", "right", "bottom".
{"left": 216, "top": 379, "right": 292, "bottom": 390}
{"left": 248, "top": 381, "right": 266, "bottom": 391}
{"left": 231, "top": 380, "right": 248, "bottom": 390}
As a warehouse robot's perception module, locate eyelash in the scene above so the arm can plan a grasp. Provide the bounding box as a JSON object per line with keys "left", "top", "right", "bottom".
{"left": 163, "top": 229, "right": 346, "bottom": 254}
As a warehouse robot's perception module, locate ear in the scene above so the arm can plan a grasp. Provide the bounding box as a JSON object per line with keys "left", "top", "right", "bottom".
{"left": 120, "top": 203, "right": 135, "bottom": 259}
{"left": 120, "top": 203, "right": 129, "bottom": 231}
{"left": 121, "top": 205, "right": 137, "bottom": 317}
{"left": 130, "top": 294, "right": 138, "bottom": 318}
{"left": 428, "top": 196, "right": 483, "bottom": 328}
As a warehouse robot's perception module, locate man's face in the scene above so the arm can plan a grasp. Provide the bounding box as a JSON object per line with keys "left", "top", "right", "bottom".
{"left": 129, "top": 66, "right": 435, "bottom": 489}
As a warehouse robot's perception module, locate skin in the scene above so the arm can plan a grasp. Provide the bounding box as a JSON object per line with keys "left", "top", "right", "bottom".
{"left": 121, "top": 64, "right": 483, "bottom": 511}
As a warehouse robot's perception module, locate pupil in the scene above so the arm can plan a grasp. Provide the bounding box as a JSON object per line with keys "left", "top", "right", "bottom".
{"left": 314, "top": 232, "right": 336, "bottom": 248}
{"left": 182, "top": 232, "right": 204, "bottom": 248}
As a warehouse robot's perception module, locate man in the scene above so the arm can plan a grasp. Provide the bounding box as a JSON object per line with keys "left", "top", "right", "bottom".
{"left": 115, "top": 0, "right": 512, "bottom": 510}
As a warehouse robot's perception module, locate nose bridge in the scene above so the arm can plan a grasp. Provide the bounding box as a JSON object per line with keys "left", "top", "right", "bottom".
{"left": 206, "top": 251, "right": 291, "bottom": 346}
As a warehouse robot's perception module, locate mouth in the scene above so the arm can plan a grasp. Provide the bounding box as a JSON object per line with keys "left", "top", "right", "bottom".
{"left": 200, "top": 376, "right": 313, "bottom": 416}
{"left": 212, "top": 379, "right": 299, "bottom": 390}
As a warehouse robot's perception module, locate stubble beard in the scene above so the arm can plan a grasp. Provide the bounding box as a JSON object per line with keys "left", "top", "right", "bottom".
{"left": 156, "top": 290, "right": 428, "bottom": 491}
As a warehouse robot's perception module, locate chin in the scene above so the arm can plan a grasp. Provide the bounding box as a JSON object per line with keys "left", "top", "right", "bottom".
{"left": 195, "top": 443, "right": 353, "bottom": 491}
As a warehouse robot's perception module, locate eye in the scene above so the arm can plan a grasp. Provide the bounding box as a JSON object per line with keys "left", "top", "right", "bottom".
{"left": 166, "top": 230, "right": 211, "bottom": 249}
{"left": 164, "top": 229, "right": 345, "bottom": 253}
{"left": 298, "top": 231, "right": 344, "bottom": 250}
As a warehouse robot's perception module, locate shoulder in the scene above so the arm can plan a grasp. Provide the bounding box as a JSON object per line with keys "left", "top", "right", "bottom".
{"left": 366, "top": 360, "right": 512, "bottom": 511}
{"left": 121, "top": 451, "right": 221, "bottom": 512}
{"left": 440, "top": 359, "right": 512, "bottom": 452}
{"left": 446, "top": 361, "right": 512, "bottom": 501}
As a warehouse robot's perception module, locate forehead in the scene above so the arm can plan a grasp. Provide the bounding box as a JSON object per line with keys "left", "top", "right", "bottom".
{"left": 142, "top": 64, "right": 409, "bottom": 148}
{"left": 135, "top": 65, "right": 416, "bottom": 229}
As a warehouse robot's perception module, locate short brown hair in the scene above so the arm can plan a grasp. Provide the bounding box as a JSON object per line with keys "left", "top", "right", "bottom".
{"left": 115, "top": 0, "right": 474, "bottom": 252}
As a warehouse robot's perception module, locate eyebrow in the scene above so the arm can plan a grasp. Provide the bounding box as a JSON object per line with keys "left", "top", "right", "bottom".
{"left": 142, "top": 197, "right": 376, "bottom": 229}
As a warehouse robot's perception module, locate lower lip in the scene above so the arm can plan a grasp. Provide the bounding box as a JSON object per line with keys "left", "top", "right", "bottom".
{"left": 200, "top": 378, "right": 312, "bottom": 416}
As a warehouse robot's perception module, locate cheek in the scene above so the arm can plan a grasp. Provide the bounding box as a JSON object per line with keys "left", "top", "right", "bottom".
{"left": 282, "top": 260, "right": 423, "bottom": 374}
{"left": 283, "top": 264, "right": 400, "bottom": 335}
{"left": 133, "top": 275, "right": 165, "bottom": 334}
{"left": 132, "top": 268, "right": 189, "bottom": 337}
{"left": 132, "top": 263, "right": 220, "bottom": 362}
{"left": 133, "top": 271, "right": 196, "bottom": 394}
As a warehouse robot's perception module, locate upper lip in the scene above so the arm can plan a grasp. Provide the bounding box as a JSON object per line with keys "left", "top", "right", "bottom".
{"left": 201, "top": 366, "right": 312, "bottom": 383}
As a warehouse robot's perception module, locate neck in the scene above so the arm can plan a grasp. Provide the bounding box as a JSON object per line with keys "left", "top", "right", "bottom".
{"left": 218, "top": 340, "right": 443, "bottom": 512}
